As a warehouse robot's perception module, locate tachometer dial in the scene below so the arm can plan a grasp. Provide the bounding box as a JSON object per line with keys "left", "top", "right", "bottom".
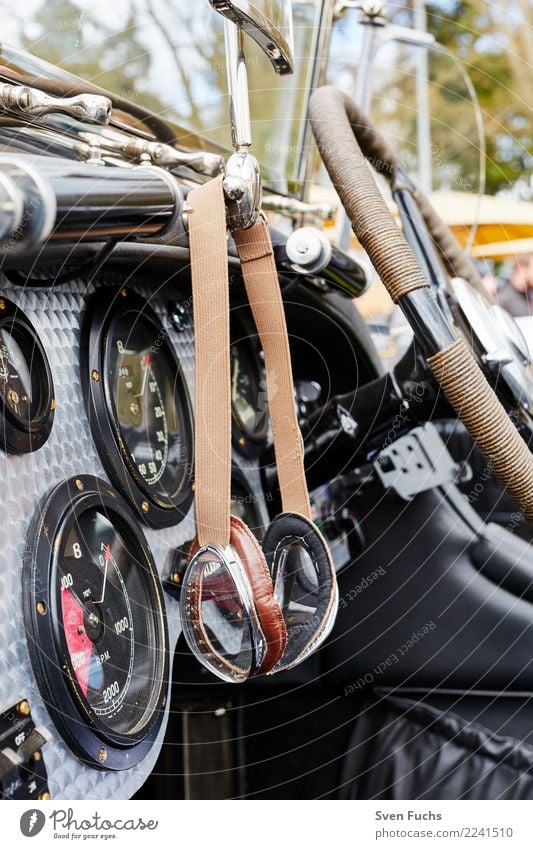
{"left": 23, "top": 475, "right": 168, "bottom": 770}
{"left": 82, "top": 288, "right": 194, "bottom": 528}
{"left": 0, "top": 297, "right": 54, "bottom": 454}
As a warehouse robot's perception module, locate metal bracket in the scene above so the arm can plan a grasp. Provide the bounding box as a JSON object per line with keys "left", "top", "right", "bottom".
{"left": 222, "top": 20, "right": 262, "bottom": 230}
{"left": 374, "top": 422, "right": 459, "bottom": 500}
{"left": 210, "top": 0, "right": 294, "bottom": 75}
{"left": 337, "top": 404, "right": 358, "bottom": 438}
{"left": 224, "top": 150, "right": 261, "bottom": 230}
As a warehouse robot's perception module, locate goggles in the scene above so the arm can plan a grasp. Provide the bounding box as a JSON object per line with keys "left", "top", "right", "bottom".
{"left": 180, "top": 176, "right": 338, "bottom": 682}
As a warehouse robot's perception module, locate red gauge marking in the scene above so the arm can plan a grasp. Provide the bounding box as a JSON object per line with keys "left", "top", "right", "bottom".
{"left": 61, "top": 588, "right": 92, "bottom": 696}
{"left": 144, "top": 354, "right": 151, "bottom": 367}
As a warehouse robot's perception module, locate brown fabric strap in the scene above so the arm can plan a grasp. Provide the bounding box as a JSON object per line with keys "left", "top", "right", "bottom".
{"left": 233, "top": 220, "right": 311, "bottom": 520}
{"left": 428, "top": 339, "right": 533, "bottom": 522}
{"left": 188, "top": 175, "right": 231, "bottom": 546}
{"left": 189, "top": 178, "right": 311, "bottom": 542}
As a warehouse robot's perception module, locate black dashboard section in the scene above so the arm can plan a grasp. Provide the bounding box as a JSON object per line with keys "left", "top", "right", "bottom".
{"left": 323, "top": 482, "right": 533, "bottom": 691}
{"left": 283, "top": 285, "right": 382, "bottom": 398}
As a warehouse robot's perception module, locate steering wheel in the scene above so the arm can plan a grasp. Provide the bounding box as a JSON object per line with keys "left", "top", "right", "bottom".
{"left": 309, "top": 85, "right": 533, "bottom": 522}
{"left": 346, "top": 100, "right": 533, "bottom": 436}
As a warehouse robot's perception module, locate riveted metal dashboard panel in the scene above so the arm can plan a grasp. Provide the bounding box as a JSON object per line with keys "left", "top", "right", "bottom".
{"left": 0, "top": 270, "right": 200, "bottom": 799}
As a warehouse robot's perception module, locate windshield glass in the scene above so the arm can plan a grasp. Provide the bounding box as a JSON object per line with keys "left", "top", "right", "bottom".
{"left": 2, "top": 0, "right": 321, "bottom": 191}
{"left": 327, "top": 14, "right": 486, "bottom": 241}
{"left": 323, "top": 12, "right": 486, "bottom": 369}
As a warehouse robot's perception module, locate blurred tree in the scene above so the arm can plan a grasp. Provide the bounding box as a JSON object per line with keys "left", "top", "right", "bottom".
{"left": 19, "top": 0, "right": 162, "bottom": 109}
{"left": 8, "top": 0, "right": 314, "bottom": 186}
{"left": 426, "top": 0, "right": 533, "bottom": 194}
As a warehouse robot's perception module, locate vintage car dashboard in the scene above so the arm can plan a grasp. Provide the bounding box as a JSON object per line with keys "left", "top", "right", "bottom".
{"left": 0, "top": 253, "right": 379, "bottom": 800}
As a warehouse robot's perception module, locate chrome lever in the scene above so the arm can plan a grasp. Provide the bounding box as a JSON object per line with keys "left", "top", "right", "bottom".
{"left": 263, "top": 195, "right": 334, "bottom": 221}
{"left": 77, "top": 129, "right": 224, "bottom": 177}
{"left": 0, "top": 82, "right": 112, "bottom": 124}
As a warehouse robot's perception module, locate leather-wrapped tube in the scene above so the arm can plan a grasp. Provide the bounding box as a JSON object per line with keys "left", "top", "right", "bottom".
{"left": 309, "top": 86, "right": 485, "bottom": 298}
{"left": 310, "top": 90, "right": 400, "bottom": 174}
{"left": 309, "top": 86, "right": 428, "bottom": 303}
{"left": 428, "top": 339, "right": 533, "bottom": 521}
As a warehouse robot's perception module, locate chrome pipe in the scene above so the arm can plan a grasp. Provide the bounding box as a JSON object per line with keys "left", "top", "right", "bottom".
{"left": 224, "top": 21, "right": 252, "bottom": 150}
{"left": 0, "top": 154, "right": 182, "bottom": 255}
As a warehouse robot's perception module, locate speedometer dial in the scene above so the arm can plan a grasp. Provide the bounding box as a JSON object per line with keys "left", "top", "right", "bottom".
{"left": 23, "top": 476, "right": 168, "bottom": 770}
{"left": 109, "top": 318, "right": 173, "bottom": 491}
{"left": 82, "top": 288, "right": 194, "bottom": 528}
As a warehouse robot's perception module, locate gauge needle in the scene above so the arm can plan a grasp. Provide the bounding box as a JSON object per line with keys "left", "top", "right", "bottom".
{"left": 94, "top": 543, "right": 111, "bottom": 605}
{"left": 134, "top": 354, "right": 151, "bottom": 398}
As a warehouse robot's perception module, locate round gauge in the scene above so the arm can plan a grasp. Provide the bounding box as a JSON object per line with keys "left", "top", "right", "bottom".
{"left": 231, "top": 317, "right": 269, "bottom": 456}
{"left": 0, "top": 297, "right": 54, "bottom": 454}
{"left": 23, "top": 475, "right": 168, "bottom": 770}
{"left": 82, "top": 288, "right": 194, "bottom": 528}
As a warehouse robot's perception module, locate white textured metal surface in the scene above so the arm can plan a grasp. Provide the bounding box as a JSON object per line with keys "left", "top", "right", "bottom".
{"left": 0, "top": 271, "right": 201, "bottom": 800}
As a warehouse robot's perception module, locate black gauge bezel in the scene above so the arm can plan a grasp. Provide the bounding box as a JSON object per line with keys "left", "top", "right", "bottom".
{"left": 0, "top": 296, "right": 54, "bottom": 454}
{"left": 230, "top": 311, "right": 269, "bottom": 458}
{"left": 81, "top": 287, "right": 194, "bottom": 529}
{"left": 22, "top": 475, "right": 169, "bottom": 771}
